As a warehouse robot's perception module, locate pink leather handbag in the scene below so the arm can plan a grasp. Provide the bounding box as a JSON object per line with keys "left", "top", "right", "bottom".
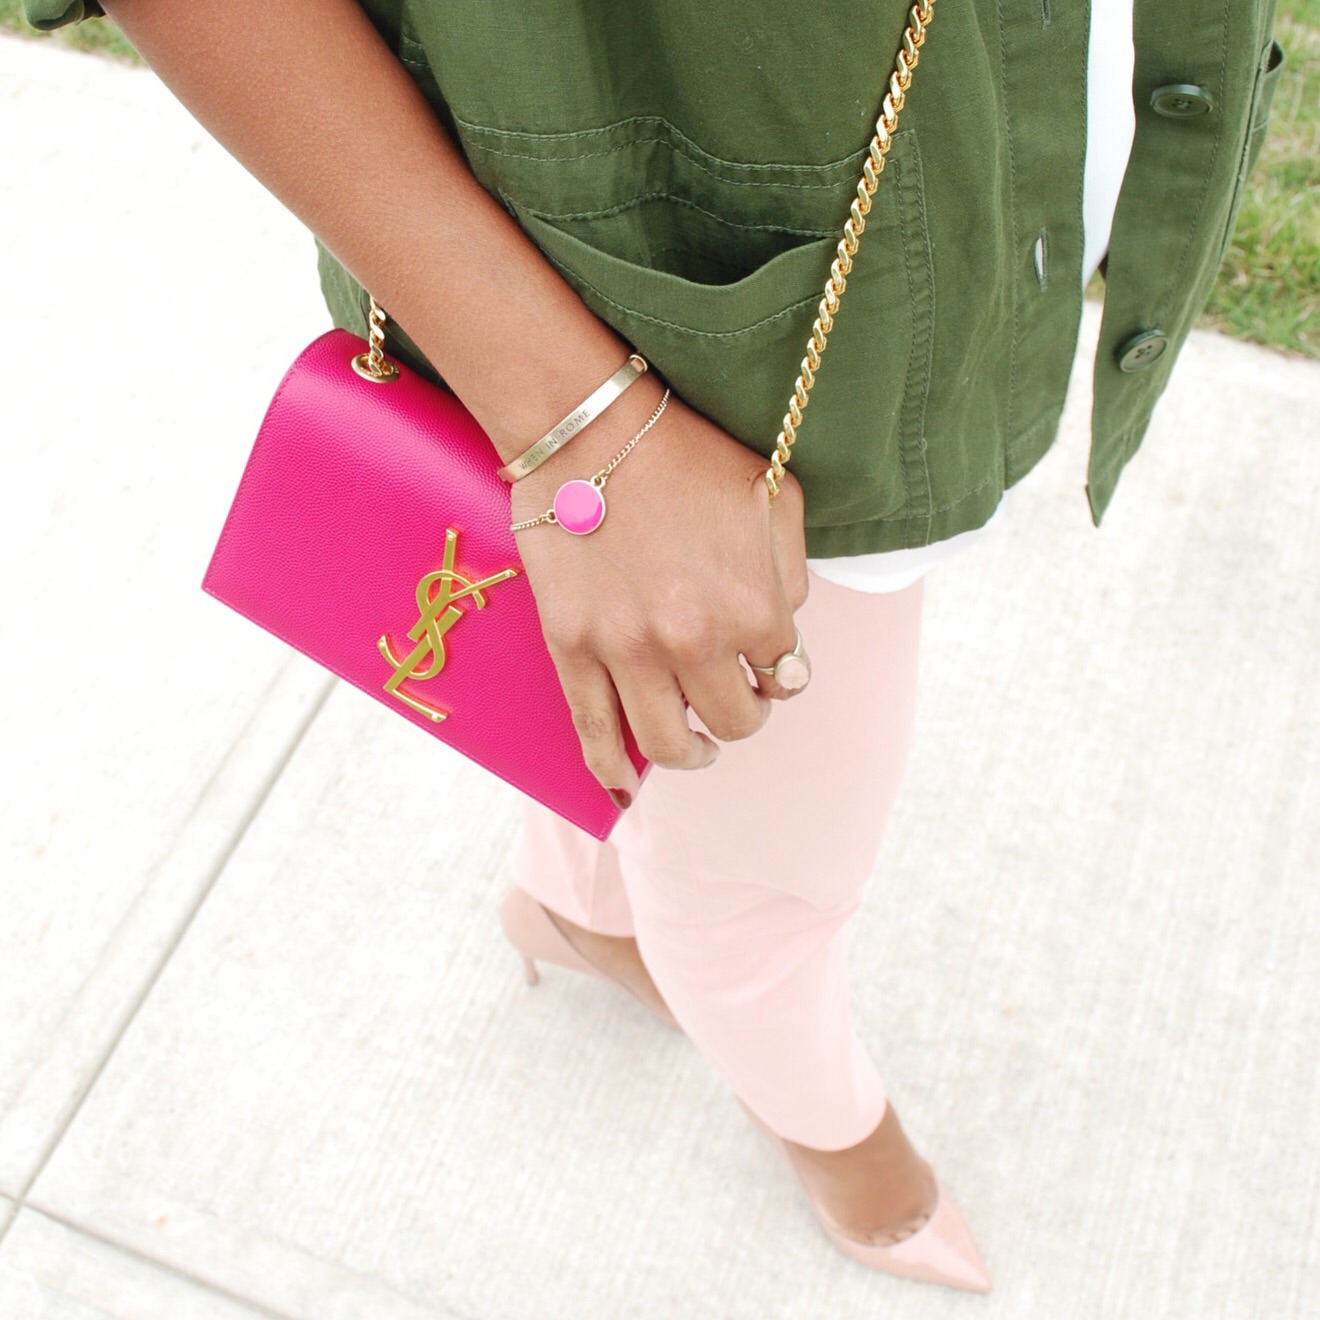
{"left": 202, "top": 319, "right": 646, "bottom": 840}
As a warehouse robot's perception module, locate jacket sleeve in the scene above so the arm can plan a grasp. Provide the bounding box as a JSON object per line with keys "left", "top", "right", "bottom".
{"left": 23, "top": 1, "right": 106, "bottom": 30}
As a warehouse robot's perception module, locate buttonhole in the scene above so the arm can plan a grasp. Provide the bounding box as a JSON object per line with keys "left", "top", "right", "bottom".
{"left": 1041, "top": 0, "right": 1052, "bottom": 27}
{"left": 1033, "top": 228, "right": 1049, "bottom": 291}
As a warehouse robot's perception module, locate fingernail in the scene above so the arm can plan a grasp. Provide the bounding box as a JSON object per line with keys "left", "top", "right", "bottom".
{"left": 608, "top": 788, "right": 632, "bottom": 811}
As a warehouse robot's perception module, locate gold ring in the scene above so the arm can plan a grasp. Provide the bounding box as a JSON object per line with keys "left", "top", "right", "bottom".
{"left": 748, "top": 628, "right": 811, "bottom": 692}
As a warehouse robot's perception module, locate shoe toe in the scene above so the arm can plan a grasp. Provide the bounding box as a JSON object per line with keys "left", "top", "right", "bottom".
{"left": 827, "top": 1180, "right": 991, "bottom": 1293}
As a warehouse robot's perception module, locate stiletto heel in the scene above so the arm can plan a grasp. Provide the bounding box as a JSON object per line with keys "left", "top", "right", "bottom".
{"left": 738, "top": 1099, "right": 992, "bottom": 1293}
{"left": 498, "top": 887, "right": 679, "bottom": 1029}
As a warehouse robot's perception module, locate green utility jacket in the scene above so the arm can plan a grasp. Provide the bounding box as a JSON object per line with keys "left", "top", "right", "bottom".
{"left": 30, "top": 1, "right": 1284, "bottom": 556}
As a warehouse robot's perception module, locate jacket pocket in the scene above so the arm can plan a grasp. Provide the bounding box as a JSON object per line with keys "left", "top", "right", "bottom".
{"left": 497, "top": 129, "right": 935, "bottom": 532}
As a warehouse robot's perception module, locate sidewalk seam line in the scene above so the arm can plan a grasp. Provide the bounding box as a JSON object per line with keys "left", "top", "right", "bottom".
{"left": 12, "top": 671, "right": 336, "bottom": 1205}
{"left": 10, "top": 1204, "right": 300, "bottom": 1320}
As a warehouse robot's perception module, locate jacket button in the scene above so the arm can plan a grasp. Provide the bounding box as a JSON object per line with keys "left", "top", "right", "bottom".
{"left": 1117, "top": 330, "right": 1170, "bottom": 372}
{"left": 1150, "top": 84, "right": 1215, "bottom": 118}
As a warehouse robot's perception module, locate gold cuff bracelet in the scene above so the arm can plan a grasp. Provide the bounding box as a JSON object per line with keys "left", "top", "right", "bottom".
{"left": 498, "top": 353, "right": 649, "bottom": 483}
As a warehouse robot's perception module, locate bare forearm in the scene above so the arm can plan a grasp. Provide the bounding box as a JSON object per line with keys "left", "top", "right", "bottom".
{"left": 101, "top": 0, "right": 661, "bottom": 463}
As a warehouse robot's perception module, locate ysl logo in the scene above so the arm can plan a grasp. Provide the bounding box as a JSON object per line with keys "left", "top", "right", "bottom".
{"left": 379, "top": 528, "right": 518, "bottom": 722}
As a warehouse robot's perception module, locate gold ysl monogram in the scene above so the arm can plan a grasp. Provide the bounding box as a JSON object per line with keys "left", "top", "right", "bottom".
{"left": 379, "top": 528, "right": 518, "bottom": 722}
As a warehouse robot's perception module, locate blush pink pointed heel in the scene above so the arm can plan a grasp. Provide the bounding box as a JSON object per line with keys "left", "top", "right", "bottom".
{"left": 498, "top": 886, "right": 680, "bottom": 1030}
{"left": 738, "top": 1099, "right": 992, "bottom": 1293}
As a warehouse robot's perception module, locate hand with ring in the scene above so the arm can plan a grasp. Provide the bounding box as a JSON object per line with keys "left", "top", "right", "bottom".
{"left": 511, "top": 383, "right": 810, "bottom": 806}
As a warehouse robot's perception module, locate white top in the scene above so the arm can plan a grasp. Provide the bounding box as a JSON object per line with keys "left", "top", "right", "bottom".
{"left": 807, "top": 1, "right": 1137, "bottom": 593}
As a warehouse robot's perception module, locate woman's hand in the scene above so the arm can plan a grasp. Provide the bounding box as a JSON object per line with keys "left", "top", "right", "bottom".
{"left": 511, "top": 385, "right": 809, "bottom": 803}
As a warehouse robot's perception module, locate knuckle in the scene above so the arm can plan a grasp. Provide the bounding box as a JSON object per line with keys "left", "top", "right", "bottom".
{"left": 661, "top": 618, "right": 718, "bottom": 664}
{"left": 638, "top": 735, "right": 693, "bottom": 768}
{"left": 747, "top": 604, "right": 787, "bottom": 645}
{"left": 543, "top": 612, "right": 593, "bottom": 658}
{"left": 570, "top": 702, "right": 616, "bottom": 744}
{"left": 594, "top": 614, "right": 654, "bottom": 667}
{"left": 652, "top": 600, "right": 716, "bottom": 654}
{"left": 707, "top": 711, "right": 765, "bottom": 743}
{"left": 612, "top": 629, "right": 661, "bottom": 668}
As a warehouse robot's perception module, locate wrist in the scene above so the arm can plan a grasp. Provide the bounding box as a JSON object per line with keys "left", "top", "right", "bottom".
{"left": 509, "top": 370, "right": 672, "bottom": 510}
{"left": 496, "top": 353, "right": 649, "bottom": 483}
{"left": 471, "top": 331, "right": 655, "bottom": 467}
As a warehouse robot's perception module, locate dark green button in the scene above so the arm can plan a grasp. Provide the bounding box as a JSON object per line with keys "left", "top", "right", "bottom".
{"left": 1150, "top": 84, "right": 1214, "bottom": 118}
{"left": 1117, "top": 330, "right": 1169, "bottom": 373}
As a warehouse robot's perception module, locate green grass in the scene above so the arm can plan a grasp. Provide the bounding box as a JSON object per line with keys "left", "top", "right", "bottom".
{"left": 1199, "top": 0, "right": 1319, "bottom": 357}
{"left": 0, "top": 0, "right": 138, "bottom": 61}
{"left": 2, "top": 0, "right": 1315, "bottom": 357}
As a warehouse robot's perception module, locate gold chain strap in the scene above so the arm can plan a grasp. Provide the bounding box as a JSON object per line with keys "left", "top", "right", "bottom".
{"left": 351, "top": 297, "right": 400, "bottom": 383}
{"left": 765, "top": 0, "right": 936, "bottom": 499}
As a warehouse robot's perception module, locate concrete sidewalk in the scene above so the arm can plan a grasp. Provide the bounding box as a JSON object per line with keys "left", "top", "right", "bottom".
{"left": 2, "top": 34, "right": 1317, "bottom": 1320}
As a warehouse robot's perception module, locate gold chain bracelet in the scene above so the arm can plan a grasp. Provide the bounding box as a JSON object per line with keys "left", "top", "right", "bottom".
{"left": 764, "top": 0, "right": 936, "bottom": 499}
{"left": 509, "top": 389, "right": 672, "bottom": 536}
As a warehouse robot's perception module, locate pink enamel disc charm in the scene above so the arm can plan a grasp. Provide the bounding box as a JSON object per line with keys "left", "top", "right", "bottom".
{"left": 552, "top": 478, "right": 607, "bottom": 535}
